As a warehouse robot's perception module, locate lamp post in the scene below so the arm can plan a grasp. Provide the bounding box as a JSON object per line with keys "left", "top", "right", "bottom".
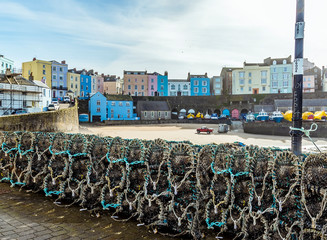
{"left": 291, "top": 0, "right": 305, "bottom": 156}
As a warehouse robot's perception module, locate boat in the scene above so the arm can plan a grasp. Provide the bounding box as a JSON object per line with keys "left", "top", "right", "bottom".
{"left": 314, "top": 110, "right": 327, "bottom": 121}
{"left": 302, "top": 112, "right": 314, "bottom": 121}
{"left": 270, "top": 110, "right": 284, "bottom": 123}
{"left": 256, "top": 109, "right": 269, "bottom": 121}
{"left": 195, "top": 112, "right": 204, "bottom": 119}
{"left": 211, "top": 113, "right": 218, "bottom": 120}
{"left": 187, "top": 113, "right": 195, "bottom": 119}
{"left": 245, "top": 112, "right": 255, "bottom": 122}
{"left": 204, "top": 113, "right": 211, "bottom": 120}
{"left": 282, "top": 110, "right": 292, "bottom": 122}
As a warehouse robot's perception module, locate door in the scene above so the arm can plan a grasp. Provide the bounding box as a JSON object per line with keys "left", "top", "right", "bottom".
{"left": 253, "top": 88, "right": 259, "bottom": 94}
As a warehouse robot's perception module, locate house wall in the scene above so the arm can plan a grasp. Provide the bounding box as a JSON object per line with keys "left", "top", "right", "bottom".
{"left": 67, "top": 72, "right": 81, "bottom": 97}
{"left": 80, "top": 74, "right": 91, "bottom": 98}
{"left": 22, "top": 60, "right": 52, "bottom": 88}
{"left": 97, "top": 76, "right": 104, "bottom": 94}
{"left": 141, "top": 111, "right": 171, "bottom": 120}
{"left": 190, "top": 77, "right": 210, "bottom": 96}
{"left": 123, "top": 71, "right": 148, "bottom": 96}
{"left": 233, "top": 65, "right": 270, "bottom": 95}
{"left": 88, "top": 92, "right": 107, "bottom": 122}
{"left": 51, "top": 62, "right": 68, "bottom": 100}
{"left": 157, "top": 75, "right": 168, "bottom": 96}
{"left": 211, "top": 76, "right": 222, "bottom": 95}
{"left": 0, "top": 55, "right": 14, "bottom": 74}
{"left": 168, "top": 81, "right": 190, "bottom": 96}
{"left": 103, "top": 81, "right": 117, "bottom": 95}
{"left": 147, "top": 74, "right": 158, "bottom": 96}
{"left": 270, "top": 63, "right": 292, "bottom": 94}
{"left": 107, "top": 100, "right": 133, "bottom": 120}
{"left": 303, "top": 75, "right": 315, "bottom": 92}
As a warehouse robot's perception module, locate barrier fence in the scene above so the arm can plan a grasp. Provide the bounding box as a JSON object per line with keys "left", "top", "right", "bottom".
{"left": 0, "top": 131, "right": 326, "bottom": 239}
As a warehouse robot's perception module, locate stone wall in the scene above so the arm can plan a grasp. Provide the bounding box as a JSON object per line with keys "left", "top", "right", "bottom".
{"left": 0, "top": 103, "right": 79, "bottom": 132}
{"left": 243, "top": 121, "right": 327, "bottom": 137}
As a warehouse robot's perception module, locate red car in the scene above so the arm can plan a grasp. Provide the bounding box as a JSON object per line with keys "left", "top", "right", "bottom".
{"left": 196, "top": 126, "right": 213, "bottom": 134}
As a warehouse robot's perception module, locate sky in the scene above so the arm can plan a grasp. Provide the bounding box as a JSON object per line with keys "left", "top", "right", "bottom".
{"left": 0, "top": 0, "right": 326, "bottom": 78}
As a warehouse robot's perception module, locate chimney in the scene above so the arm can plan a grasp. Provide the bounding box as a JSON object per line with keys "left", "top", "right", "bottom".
{"left": 205, "top": 72, "right": 208, "bottom": 78}
{"left": 29, "top": 72, "right": 34, "bottom": 81}
{"left": 101, "top": 73, "right": 104, "bottom": 77}
{"left": 164, "top": 71, "right": 168, "bottom": 76}
{"left": 61, "top": 60, "right": 66, "bottom": 64}
{"left": 33, "top": 57, "right": 36, "bottom": 61}
{"left": 95, "top": 72, "right": 98, "bottom": 75}
{"left": 74, "top": 68, "right": 76, "bottom": 71}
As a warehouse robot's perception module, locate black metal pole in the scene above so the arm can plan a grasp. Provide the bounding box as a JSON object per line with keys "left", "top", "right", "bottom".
{"left": 291, "top": 0, "right": 305, "bottom": 156}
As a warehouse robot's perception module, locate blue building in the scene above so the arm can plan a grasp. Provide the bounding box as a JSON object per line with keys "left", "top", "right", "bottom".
{"left": 157, "top": 72, "right": 168, "bottom": 96}
{"left": 107, "top": 100, "right": 134, "bottom": 120}
{"left": 89, "top": 92, "right": 135, "bottom": 122}
{"left": 77, "top": 69, "right": 92, "bottom": 99}
{"left": 89, "top": 92, "right": 107, "bottom": 122}
{"left": 189, "top": 73, "right": 210, "bottom": 96}
{"left": 50, "top": 60, "right": 68, "bottom": 100}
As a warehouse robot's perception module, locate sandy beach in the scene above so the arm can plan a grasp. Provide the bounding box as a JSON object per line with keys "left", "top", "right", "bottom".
{"left": 76, "top": 123, "right": 327, "bottom": 152}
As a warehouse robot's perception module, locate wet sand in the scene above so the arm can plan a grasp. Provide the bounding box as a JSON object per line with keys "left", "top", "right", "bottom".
{"left": 76, "top": 123, "right": 327, "bottom": 152}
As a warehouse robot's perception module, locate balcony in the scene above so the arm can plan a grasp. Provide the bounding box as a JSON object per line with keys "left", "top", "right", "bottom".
{"left": 52, "top": 86, "right": 68, "bottom": 90}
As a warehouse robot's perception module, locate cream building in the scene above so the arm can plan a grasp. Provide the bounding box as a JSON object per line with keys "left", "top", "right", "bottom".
{"left": 67, "top": 69, "right": 81, "bottom": 97}
{"left": 232, "top": 62, "right": 270, "bottom": 95}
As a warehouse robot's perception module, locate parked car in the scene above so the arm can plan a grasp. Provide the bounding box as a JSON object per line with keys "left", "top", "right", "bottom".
{"left": 48, "top": 103, "right": 59, "bottom": 111}
{"left": 12, "top": 109, "right": 28, "bottom": 115}
{"left": 52, "top": 100, "right": 59, "bottom": 106}
{"left": 63, "top": 96, "right": 70, "bottom": 103}
{"left": 196, "top": 126, "right": 213, "bottom": 134}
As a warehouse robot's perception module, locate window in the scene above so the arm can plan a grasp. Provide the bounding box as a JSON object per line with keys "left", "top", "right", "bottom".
{"left": 75, "top": 84, "right": 77, "bottom": 88}
{"left": 194, "top": 80, "right": 199, "bottom": 86}
{"left": 283, "top": 60, "right": 287, "bottom": 64}
{"left": 171, "top": 84, "right": 176, "bottom": 90}
{"left": 151, "top": 79, "right": 154, "bottom": 83}
{"left": 59, "top": 67, "right": 63, "bottom": 72}
{"left": 128, "top": 79, "right": 131, "bottom": 82}
{"left": 53, "top": 66, "right": 57, "bottom": 71}
{"left": 59, "top": 76, "right": 63, "bottom": 80}
{"left": 75, "top": 77, "right": 78, "bottom": 81}
{"left": 151, "top": 111, "right": 154, "bottom": 117}
{"left": 240, "top": 87, "right": 244, "bottom": 92}
{"left": 273, "top": 60, "right": 277, "bottom": 65}
{"left": 97, "top": 100, "right": 100, "bottom": 105}
{"left": 128, "top": 85, "right": 131, "bottom": 90}
{"left": 194, "top": 87, "right": 199, "bottom": 93}
{"left": 111, "top": 109, "right": 114, "bottom": 113}
{"left": 165, "top": 112, "right": 168, "bottom": 117}
{"left": 283, "top": 74, "right": 289, "bottom": 80}
{"left": 71, "top": 83, "right": 73, "bottom": 88}
{"left": 86, "top": 86, "right": 88, "bottom": 91}
{"left": 248, "top": 79, "right": 252, "bottom": 84}
{"left": 202, "top": 88, "right": 207, "bottom": 93}
{"left": 273, "top": 68, "right": 276, "bottom": 72}
{"left": 150, "top": 85, "right": 154, "bottom": 90}
{"left": 119, "top": 102, "right": 123, "bottom": 106}
{"left": 239, "top": 79, "right": 245, "bottom": 85}
{"left": 144, "top": 112, "right": 147, "bottom": 117}
{"left": 142, "top": 79, "right": 144, "bottom": 82}
{"left": 43, "top": 65, "right": 45, "bottom": 68}
{"left": 239, "top": 72, "right": 245, "bottom": 79}
{"left": 141, "top": 85, "right": 144, "bottom": 90}
{"left": 135, "top": 85, "right": 138, "bottom": 90}
{"left": 127, "top": 109, "right": 130, "bottom": 113}
{"left": 308, "top": 83, "right": 311, "bottom": 87}
{"left": 53, "top": 75, "right": 56, "bottom": 80}
{"left": 272, "top": 81, "right": 278, "bottom": 88}
{"left": 261, "top": 71, "right": 267, "bottom": 77}
{"left": 202, "top": 81, "right": 207, "bottom": 86}
{"left": 272, "top": 74, "right": 278, "bottom": 80}
{"left": 183, "top": 84, "right": 188, "bottom": 90}
{"left": 161, "top": 79, "right": 164, "bottom": 83}
{"left": 23, "top": 100, "right": 27, "bottom": 108}
{"left": 249, "top": 87, "right": 251, "bottom": 91}
{"left": 303, "top": 78, "right": 306, "bottom": 82}
{"left": 43, "top": 70, "right": 46, "bottom": 75}
{"left": 158, "top": 112, "right": 161, "bottom": 117}
{"left": 160, "top": 86, "right": 164, "bottom": 90}
{"left": 248, "top": 72, "right": 252, "bottom": 77}
{"left": 261, "top": 78, "right": 267, "bottom": 84}
{"left": 126, "top": 102, "right": 130, "bottom": 107}
{"left": 96, "top": 108, "right": 101, "bottom": 113}
{"left": 262, "top": 86, "right": 266, "bottom": 91}
{"left": 111, "top": 102, "right": 115, "bottom": 106}
{"left": 284, "top": 67, "right": 287, "bottom": 72}
{"left": 283, "top": 81, "right": 288, "bottom": 87}
{"left": 111, "top": 114, "right": 114, "bottom": 118}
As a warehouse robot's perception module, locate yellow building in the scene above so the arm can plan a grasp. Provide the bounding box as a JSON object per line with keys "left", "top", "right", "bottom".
{"left": 67, "top": 70, "right": 81, "bottom": 97}
{"left": 232, "top": 62, "right": 270, "bottom": 95}
{"left": 22, "top": 58, "right": 52, "bottom": 88}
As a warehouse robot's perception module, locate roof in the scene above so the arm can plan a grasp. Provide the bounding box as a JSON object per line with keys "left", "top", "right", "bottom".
{"left": 275, "top": 99, "right": 327, "bottom": 108}
{"left": 168, "top": 79, "right": 189, "bottom": 82}
{"left": 33, "top": 80, "right": 50, "bottom": 89}
{"left": 0, "top": 74, "right": 37, "bottom": 86}
{"left": 137, "top": 101, "right": 170, "bottom": 111}
{"left": 264, "top": 55, "right": 292, "bottom": 65}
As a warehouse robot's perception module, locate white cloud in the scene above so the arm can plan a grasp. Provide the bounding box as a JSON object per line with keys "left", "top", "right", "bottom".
{"left": 2, "top": 0, "right": 327, "bottom": 78}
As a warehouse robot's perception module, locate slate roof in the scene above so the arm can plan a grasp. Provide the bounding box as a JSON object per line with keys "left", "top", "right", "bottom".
{"left": 137, "top": 101, "right": 170, "bottom": 111}
{"left": 275, "top": 99, "right": 327, "bottom": 108}
{"left": 254, "top": 105, "right": 275, "bottom": 113}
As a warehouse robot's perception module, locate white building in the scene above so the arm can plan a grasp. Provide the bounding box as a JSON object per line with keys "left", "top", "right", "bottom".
{"left": 0, "top": 55, "right": 14, "bottom": 74}
{"left": 168, "top": 79, "right": 190, "bottom": 96}
{"left": 0, "top": 71, "right": 51, "bottom": 115}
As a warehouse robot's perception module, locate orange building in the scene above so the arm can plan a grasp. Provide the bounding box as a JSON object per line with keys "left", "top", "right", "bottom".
{"left": 123, "top": 71, "right": 148, "bottom": 96}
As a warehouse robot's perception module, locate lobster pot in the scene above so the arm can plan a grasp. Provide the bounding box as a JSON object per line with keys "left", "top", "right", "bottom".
{"left": 218, "top": 124, "right": 228, "bottom": 133}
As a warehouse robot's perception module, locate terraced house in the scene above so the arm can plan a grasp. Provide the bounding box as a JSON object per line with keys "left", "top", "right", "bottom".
{"left": 22, "top": 58, "right": 52, "bottom": 88}
{"left": 157, "top": 72, "right": 168, "bottom": 96}
{"left": 123, "top": 71, "right": 147, "bottom": 96}
{"left": 232, "top": 61, "right": 271, "bottom": 95}
{"left": 67, "top": 69, "right": 81, "bottom": 97}
{"left": 189, "top": 73, "right": 210, "bottom": 96}
{"left": 0, "top": 54, "right": 14, "bottom": 74}
{"left": 50, "top": 60, "right": 68, "bottom": 100}
{"left": 168, "top": 79, "right": 190, "bottom": 96}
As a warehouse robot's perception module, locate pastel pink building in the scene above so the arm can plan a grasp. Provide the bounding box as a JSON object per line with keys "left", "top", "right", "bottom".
{"left": 303, "top": 75, "right": 315, "bottom": 93}
{"left": 148, "top": 73, "right": 158, "bottom": 96}
{"left": 97, "top": 74, "right": 104, "bottom": 94}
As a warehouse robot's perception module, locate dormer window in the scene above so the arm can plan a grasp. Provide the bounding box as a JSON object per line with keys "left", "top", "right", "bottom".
{"left": 283, "top": 60, "right": 287, "bottom": 64}
{"left": 273, "top": 60, "right": 277, "bottom": 65}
